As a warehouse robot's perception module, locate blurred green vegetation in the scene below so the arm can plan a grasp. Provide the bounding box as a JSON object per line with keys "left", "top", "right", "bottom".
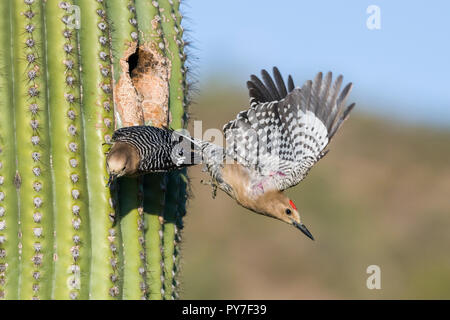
{"left": 180, "top": 88, "right": 450, "bottom": 299}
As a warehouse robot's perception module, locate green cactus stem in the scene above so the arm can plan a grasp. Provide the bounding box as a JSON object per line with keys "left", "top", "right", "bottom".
{"left": 134, "top": 0, "right": 167, "bottom": 300}
{"left": 76, "top": 0, "right": 119, "bottom": 299}
{"left": 12, "top": 0, "right": 54, "bottom": 300}
{"left": 106, "top": 0, "right": 147, "bottom": 300}
{"left": 157, "top": 0, "right": 188, "bottom": 299}
{"left": 158, "top": 0, "right": 185, "bottom": 130}
{"left": 143, "top": 174, "right": 165, "bottom": 300}
{"left": 166, "top": 0, "right": 189, "bottom": 299}
{"left": 0, "top": 0, "right": 189, "bottom": 300}
{"left": 0, "top": 0, "right": 19, "bottom": 301}
{"left": 106, "top": 0, "right": 139, "bottom": 84}
{"left": 44, "top": 0, "right": 90, "bottom": 300}
{"left": 134, "top": 0, "right": 165, "bottom": 53}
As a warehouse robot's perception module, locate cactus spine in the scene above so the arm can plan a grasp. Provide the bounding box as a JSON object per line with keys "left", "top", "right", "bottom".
{"left": 0, "top": 0, "right": 189, "bottom": 300}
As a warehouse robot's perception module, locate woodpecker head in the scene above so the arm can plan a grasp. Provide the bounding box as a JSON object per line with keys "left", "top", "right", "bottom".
{"left": 106, "top": 142, "right": 140, "bottom": 186}
{"left": 253, "top": 191, "right": 314, "bottom": 240}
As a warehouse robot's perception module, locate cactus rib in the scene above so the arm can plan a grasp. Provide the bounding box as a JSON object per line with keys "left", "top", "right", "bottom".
{"left": 75, "top": 0, "right": 119, "bottom": 300}
{"left": 133, "top": 0, "right": 167, "bottom": 300}
{"left": 0, "top": 0, "right": 20, "bottom": 301}
{"left": 0, "top": 0, "right": 189, "bottom": 300}
{"left": 12, "top": 0, "right": 54, "bottom": 300}
{"left": 106, "top": 0, "right": 147, "bottom": 300}
{"left": 143, "top": 174, "right": 165, "bottom": 300}
{"left": 44, "top": 0, "right": 90, "bottom": 300}
{"left": 158, "top": 0, "right": 188, "bottom": 299}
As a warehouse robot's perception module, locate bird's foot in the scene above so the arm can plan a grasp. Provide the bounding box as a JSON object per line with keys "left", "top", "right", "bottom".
{"left": 200, "top": 179, "right": 212, "bottom": 186}
{"left": 211, "top": 184, "right": 217, "bottom": 199}
{"left": 200, "top": 179, "right": 217, "bottom": 199}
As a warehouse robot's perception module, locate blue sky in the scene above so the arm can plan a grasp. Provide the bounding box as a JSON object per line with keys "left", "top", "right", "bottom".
{"left": 182, "top": 0, "right": 450, "bottom": 128}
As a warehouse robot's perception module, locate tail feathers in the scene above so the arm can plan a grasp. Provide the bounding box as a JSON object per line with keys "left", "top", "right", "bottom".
{"left": 170, "top": 130, "right": 205, "bottom": 166}
{"left": 174, "top": 131, "right": 227, "bottom": 168}
{"left": 172, "top": 130, "right": 203, "bottom": 147}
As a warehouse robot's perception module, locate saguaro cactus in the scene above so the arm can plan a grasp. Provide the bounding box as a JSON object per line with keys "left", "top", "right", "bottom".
{"left": 0, "top": 0, "right": 189, "bottom": 300}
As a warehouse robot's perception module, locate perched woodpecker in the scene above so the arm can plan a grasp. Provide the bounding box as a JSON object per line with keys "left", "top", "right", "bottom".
{"left": 106, "top": 126, "right": 197, "bottom": 186}
{"left": 187, "top": 67, "right": 355, "bottom": 240}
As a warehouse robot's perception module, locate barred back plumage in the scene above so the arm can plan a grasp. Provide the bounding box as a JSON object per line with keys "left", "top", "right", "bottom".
{"left": 112, "top": 126, "right": 196, "bottom": 172}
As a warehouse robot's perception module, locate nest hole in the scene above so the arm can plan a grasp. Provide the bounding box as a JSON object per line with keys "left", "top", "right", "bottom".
{"left": 127, "top": 46, "right": 139, "bottom": 78}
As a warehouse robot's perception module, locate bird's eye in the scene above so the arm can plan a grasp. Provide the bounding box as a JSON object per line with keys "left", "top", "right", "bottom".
{"left": 285, "top": 208, "right": 292, "bottom": 215}
{"left": 122, "top": 166, "right": 126, "bottom": 171}
{"left": 178, "top": 149, "right": 183, "bottom": 156}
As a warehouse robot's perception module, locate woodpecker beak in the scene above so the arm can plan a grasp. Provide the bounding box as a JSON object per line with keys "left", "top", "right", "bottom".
{"left": 107, "top": 173, "right": 116, "bottom": 187}
{"left": 292, "top": 220, "right": 314, "bottom": 241}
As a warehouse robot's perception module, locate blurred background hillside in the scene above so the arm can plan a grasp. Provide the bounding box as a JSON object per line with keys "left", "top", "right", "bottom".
{"left": 178, "top": 0, "right": 450, "bottom": 299}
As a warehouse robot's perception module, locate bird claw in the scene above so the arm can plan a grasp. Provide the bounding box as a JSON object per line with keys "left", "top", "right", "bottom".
{"left": 211, "top": 184, "right": 217, "bottom": 199}
{"left": 200, "top": 179, "right": 217, "bottom": 199}
{"left": 106, "top": 174, "right": 116, "bottom": 188}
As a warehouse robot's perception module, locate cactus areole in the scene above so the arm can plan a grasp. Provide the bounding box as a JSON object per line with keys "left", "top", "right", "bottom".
{"left": 0, "top": 0, "right": 188, "bottom": 300}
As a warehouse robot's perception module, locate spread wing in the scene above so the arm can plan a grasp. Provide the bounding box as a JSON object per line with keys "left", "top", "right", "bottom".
{"left": 223, "top": 68, "right": 355, "bottom": 193}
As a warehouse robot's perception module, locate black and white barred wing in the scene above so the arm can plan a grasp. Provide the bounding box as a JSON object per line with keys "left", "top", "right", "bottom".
{"left": 224, "top": 69, "right": 355, "bottom": 194}
{"left": 224, "top": 67, "right": 294, "bottom": 168}
{"left": 224, "top": 100, "right": 287, "bottom": 169}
